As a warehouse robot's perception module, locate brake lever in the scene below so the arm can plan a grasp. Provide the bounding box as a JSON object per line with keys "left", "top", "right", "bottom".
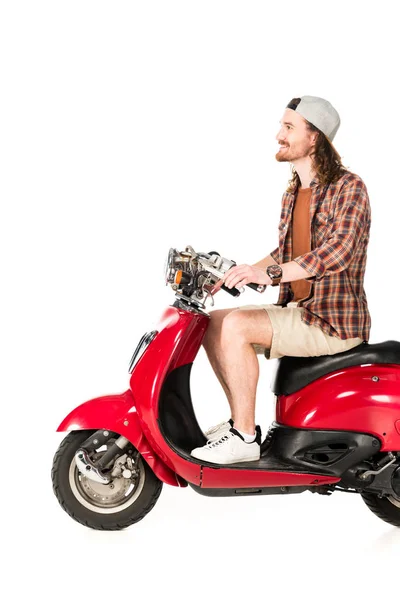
{"left": 204, "top": 289, "right": 215, "bottom": 307}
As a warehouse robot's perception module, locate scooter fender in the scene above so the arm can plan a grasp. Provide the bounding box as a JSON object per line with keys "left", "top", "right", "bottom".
{"left": 57, "top": 390, "right": 186, "bottom": 487}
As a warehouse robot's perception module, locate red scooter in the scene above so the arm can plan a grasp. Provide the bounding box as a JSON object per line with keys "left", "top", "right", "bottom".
{"left": 52, "top": 246, "right": 400, "bottom": 530}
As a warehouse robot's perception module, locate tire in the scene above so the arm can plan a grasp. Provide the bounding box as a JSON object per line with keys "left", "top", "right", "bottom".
{"left": 51, "top": 430, "right": 163, "bottom": 530}
{"left": 361, "top": 491, "right": 400, "bottom": 527}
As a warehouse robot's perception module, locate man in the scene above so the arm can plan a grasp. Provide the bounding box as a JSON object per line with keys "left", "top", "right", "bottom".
{"left": 191, "top": 95, "right": 371, "bottom": 465}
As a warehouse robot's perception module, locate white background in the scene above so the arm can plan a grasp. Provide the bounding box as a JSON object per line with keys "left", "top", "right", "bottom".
{"left": 2, "top": 1, "right": 400, "bottom": 598}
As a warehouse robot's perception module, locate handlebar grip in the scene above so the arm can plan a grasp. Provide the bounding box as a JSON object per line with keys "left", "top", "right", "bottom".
{"left": 221, "top": 283, "right": 241, "bottom": 297}
{"left": 246, "top": 282, "right": 267, "bottom": 293}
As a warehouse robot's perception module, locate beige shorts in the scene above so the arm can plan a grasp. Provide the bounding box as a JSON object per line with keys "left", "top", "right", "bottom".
{"left": 239, "top": 302, "right": 363, "bottom": 360}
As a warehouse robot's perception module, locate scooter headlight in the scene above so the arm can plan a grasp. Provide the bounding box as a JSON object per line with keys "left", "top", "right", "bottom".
{"left": 128, "top": 330, "right": 158, "bottom": 374}
{"left": 164, "top": 248, "right": 176, "bottom": 285}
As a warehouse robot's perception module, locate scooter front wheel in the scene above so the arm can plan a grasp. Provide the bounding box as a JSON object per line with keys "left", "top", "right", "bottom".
{"left": 51, "top": 430, "right": 162, "bottom": 530}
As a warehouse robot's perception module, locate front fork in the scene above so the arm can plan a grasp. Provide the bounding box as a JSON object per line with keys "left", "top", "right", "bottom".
{"left": 75, "top": 430, "right": 137, "bottom": 485}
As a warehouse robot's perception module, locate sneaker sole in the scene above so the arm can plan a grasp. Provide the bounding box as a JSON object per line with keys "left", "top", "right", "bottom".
{"left": 191, "top": 454, "right": 260, "bottom": 465}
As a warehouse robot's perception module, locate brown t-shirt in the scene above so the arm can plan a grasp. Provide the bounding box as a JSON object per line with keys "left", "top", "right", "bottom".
{"left": 291, "top": 187, "right": 312, "bottom": 302}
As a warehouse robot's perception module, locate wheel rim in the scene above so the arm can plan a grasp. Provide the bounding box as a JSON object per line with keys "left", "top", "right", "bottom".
{"left": 387, "top": 494, "right": 400, "bottom": 509}
{"left": 69, "top": 453, "right": 146, "bottom": 514}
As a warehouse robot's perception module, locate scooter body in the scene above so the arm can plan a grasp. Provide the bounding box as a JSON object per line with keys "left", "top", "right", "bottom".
{"left": 57, "top": 303, "right": 400, "bottom": 492}
{"left": 53, "top": 246, "right": 400, "bottom": 529}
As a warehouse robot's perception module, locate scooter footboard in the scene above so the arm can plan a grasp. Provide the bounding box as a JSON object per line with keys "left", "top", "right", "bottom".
{"left": 57, "top": 390, "right": 186, "bottom": 487}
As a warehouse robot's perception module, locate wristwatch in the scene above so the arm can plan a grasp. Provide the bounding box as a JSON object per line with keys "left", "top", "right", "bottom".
{"left": 266, "top": 264, "right": 283, "bottom": 287}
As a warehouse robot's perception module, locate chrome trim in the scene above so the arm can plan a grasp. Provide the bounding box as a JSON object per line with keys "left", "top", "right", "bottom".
{"left": 359, "top": 452, "right": 397, "bottom": 480}
{"left": 164, "top": 247, "right": 176, "bottom": 284}
{"left": 69, "top": 454, "right": 146, "bottom": 514}
{"left": 75, "top": 448, "right": 111, "bottom": 484}
{"left": 115, "top": 436, "right": 130, "bottom": 449}
{"left": 128, "top": 330, "right": 157, "bottom": 373}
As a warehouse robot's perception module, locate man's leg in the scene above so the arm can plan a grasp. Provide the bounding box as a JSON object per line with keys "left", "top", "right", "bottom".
{"left": 192, "top": 307, "right": 274, "bottom": 463}
{"left": 202, "top": 308, "right": 237, "bottom": 418}
{"left": 203, "top": 308, "right": 273, "bottom": 427}
{"left": 219, "top": 309, "right": 273, "bottom": 434}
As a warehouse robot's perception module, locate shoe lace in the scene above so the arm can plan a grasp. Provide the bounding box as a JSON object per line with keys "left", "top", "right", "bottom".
{"left": 205, "top": 421, "right": 228, "bottom": 436}
{"left": 206, "top": 432, "right": 234, "bottom": 448}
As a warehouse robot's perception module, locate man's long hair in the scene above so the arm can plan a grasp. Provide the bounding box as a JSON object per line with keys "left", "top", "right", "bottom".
{"left": 287, "top": 98, "right": 347, "bottom": 193}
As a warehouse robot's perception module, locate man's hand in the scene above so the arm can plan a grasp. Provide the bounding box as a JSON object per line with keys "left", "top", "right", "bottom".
{"left": 223, "top": 264, "right": 272, "bottom": 290}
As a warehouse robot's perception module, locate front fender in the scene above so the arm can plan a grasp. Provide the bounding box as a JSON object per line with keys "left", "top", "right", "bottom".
{"left": 57, "top": 390, "right": 186, "bottom": 487}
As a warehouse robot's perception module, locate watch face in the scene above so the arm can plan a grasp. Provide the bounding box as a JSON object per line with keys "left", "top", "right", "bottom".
{"left": 268, "top": 265, "right": 283, "bottom": 279}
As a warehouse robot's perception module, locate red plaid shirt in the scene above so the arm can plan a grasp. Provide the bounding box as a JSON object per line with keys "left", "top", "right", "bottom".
{"left": 270, "top": 171, "right": 371, "bottom": 340}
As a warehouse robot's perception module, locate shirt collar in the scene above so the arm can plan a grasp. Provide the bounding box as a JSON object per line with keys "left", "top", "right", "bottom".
{"left": 287, "top": 176, "right": 319, "bottom": 197}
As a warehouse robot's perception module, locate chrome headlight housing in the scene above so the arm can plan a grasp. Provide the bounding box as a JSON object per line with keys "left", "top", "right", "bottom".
{"left": 164, "top": 247, "right": 176, "bottom": 285}
{"left": 128, "top": 330, "right": 158, "bottom": 374}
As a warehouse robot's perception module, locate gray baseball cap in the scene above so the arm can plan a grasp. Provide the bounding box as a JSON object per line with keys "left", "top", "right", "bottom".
{"left": 287, "top": 96, "right": 341, "bottom": 142}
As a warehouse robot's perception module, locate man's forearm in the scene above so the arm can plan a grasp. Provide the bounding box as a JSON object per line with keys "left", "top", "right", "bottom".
{"left": 223, "top": 257, "right": 315, "bottom": 289}
{"left": 253, "top": 255, "right": 310, "bottom": 283}
{"left": 281, "top": 260, "right": 311, "bottom": 283}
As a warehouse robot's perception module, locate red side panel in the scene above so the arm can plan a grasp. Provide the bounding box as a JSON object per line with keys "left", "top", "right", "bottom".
{"left": 277, "top": 364, "right": 400, "bottom": 451}
{"left": 201, "top": 468, "right": 340, "bottom": 488}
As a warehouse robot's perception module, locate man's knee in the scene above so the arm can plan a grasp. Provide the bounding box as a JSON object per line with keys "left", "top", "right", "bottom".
{"left": 208, "top": 309, "right": 235, "bottom": 331}
{"left": 203, "top": 309, "right": 233, "bottom": 350}
{"left": 221, "top": 308, "right": 273, "bottom": 347}
{"left": 221, "top": 309, "right": 248, "bottom": 340}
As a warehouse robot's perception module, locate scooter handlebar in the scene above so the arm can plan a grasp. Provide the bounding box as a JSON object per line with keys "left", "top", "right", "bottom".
{"left": 246, "top": 282, "right": 267, "bottom": 293}
{"left": 220, "top": 282, "right": 266, "bottom": 297}
{"left": 206, "top": 251, "right": 266, "bottom": 296}
{"left": 221, "top": 283, "right": 241, "bottom": 297}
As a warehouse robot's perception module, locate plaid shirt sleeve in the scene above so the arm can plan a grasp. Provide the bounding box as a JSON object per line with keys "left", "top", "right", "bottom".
{"left": 270, "top": 246, "right": 279, "bottom": 263}
{"left": 293, "top": 179, "right": 369, "bottom": 279}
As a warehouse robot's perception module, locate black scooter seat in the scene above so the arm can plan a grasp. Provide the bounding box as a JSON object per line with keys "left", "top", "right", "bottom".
{"left": 271, "top": 340, "right": 400, "bottom": 396}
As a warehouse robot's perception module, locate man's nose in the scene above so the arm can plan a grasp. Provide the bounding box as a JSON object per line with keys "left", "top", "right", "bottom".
{"left": 276, "top": 127, "right": 285, "bottom": 141}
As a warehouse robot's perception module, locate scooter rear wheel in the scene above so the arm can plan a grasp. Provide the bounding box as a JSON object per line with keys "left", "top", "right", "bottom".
{"left": 361, "top": 491, "right": 400, "bottom": 527}
{"left": 52, "top": 430, "right": 163, "bottom": 530}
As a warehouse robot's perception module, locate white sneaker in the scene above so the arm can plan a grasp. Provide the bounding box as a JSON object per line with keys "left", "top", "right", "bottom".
{"left": 191, "top": 428, "right": 261, "bottom": 464}
{"left": 204, "top": 419, "right": 233, "bottom": 442}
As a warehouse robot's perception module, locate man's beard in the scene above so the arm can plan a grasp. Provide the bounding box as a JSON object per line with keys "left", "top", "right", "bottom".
{"left": 275, "top": 143, "right": 312, "bottom": 163}
{"left": 275, "top": 145, "right": 290, "bottom": 162}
